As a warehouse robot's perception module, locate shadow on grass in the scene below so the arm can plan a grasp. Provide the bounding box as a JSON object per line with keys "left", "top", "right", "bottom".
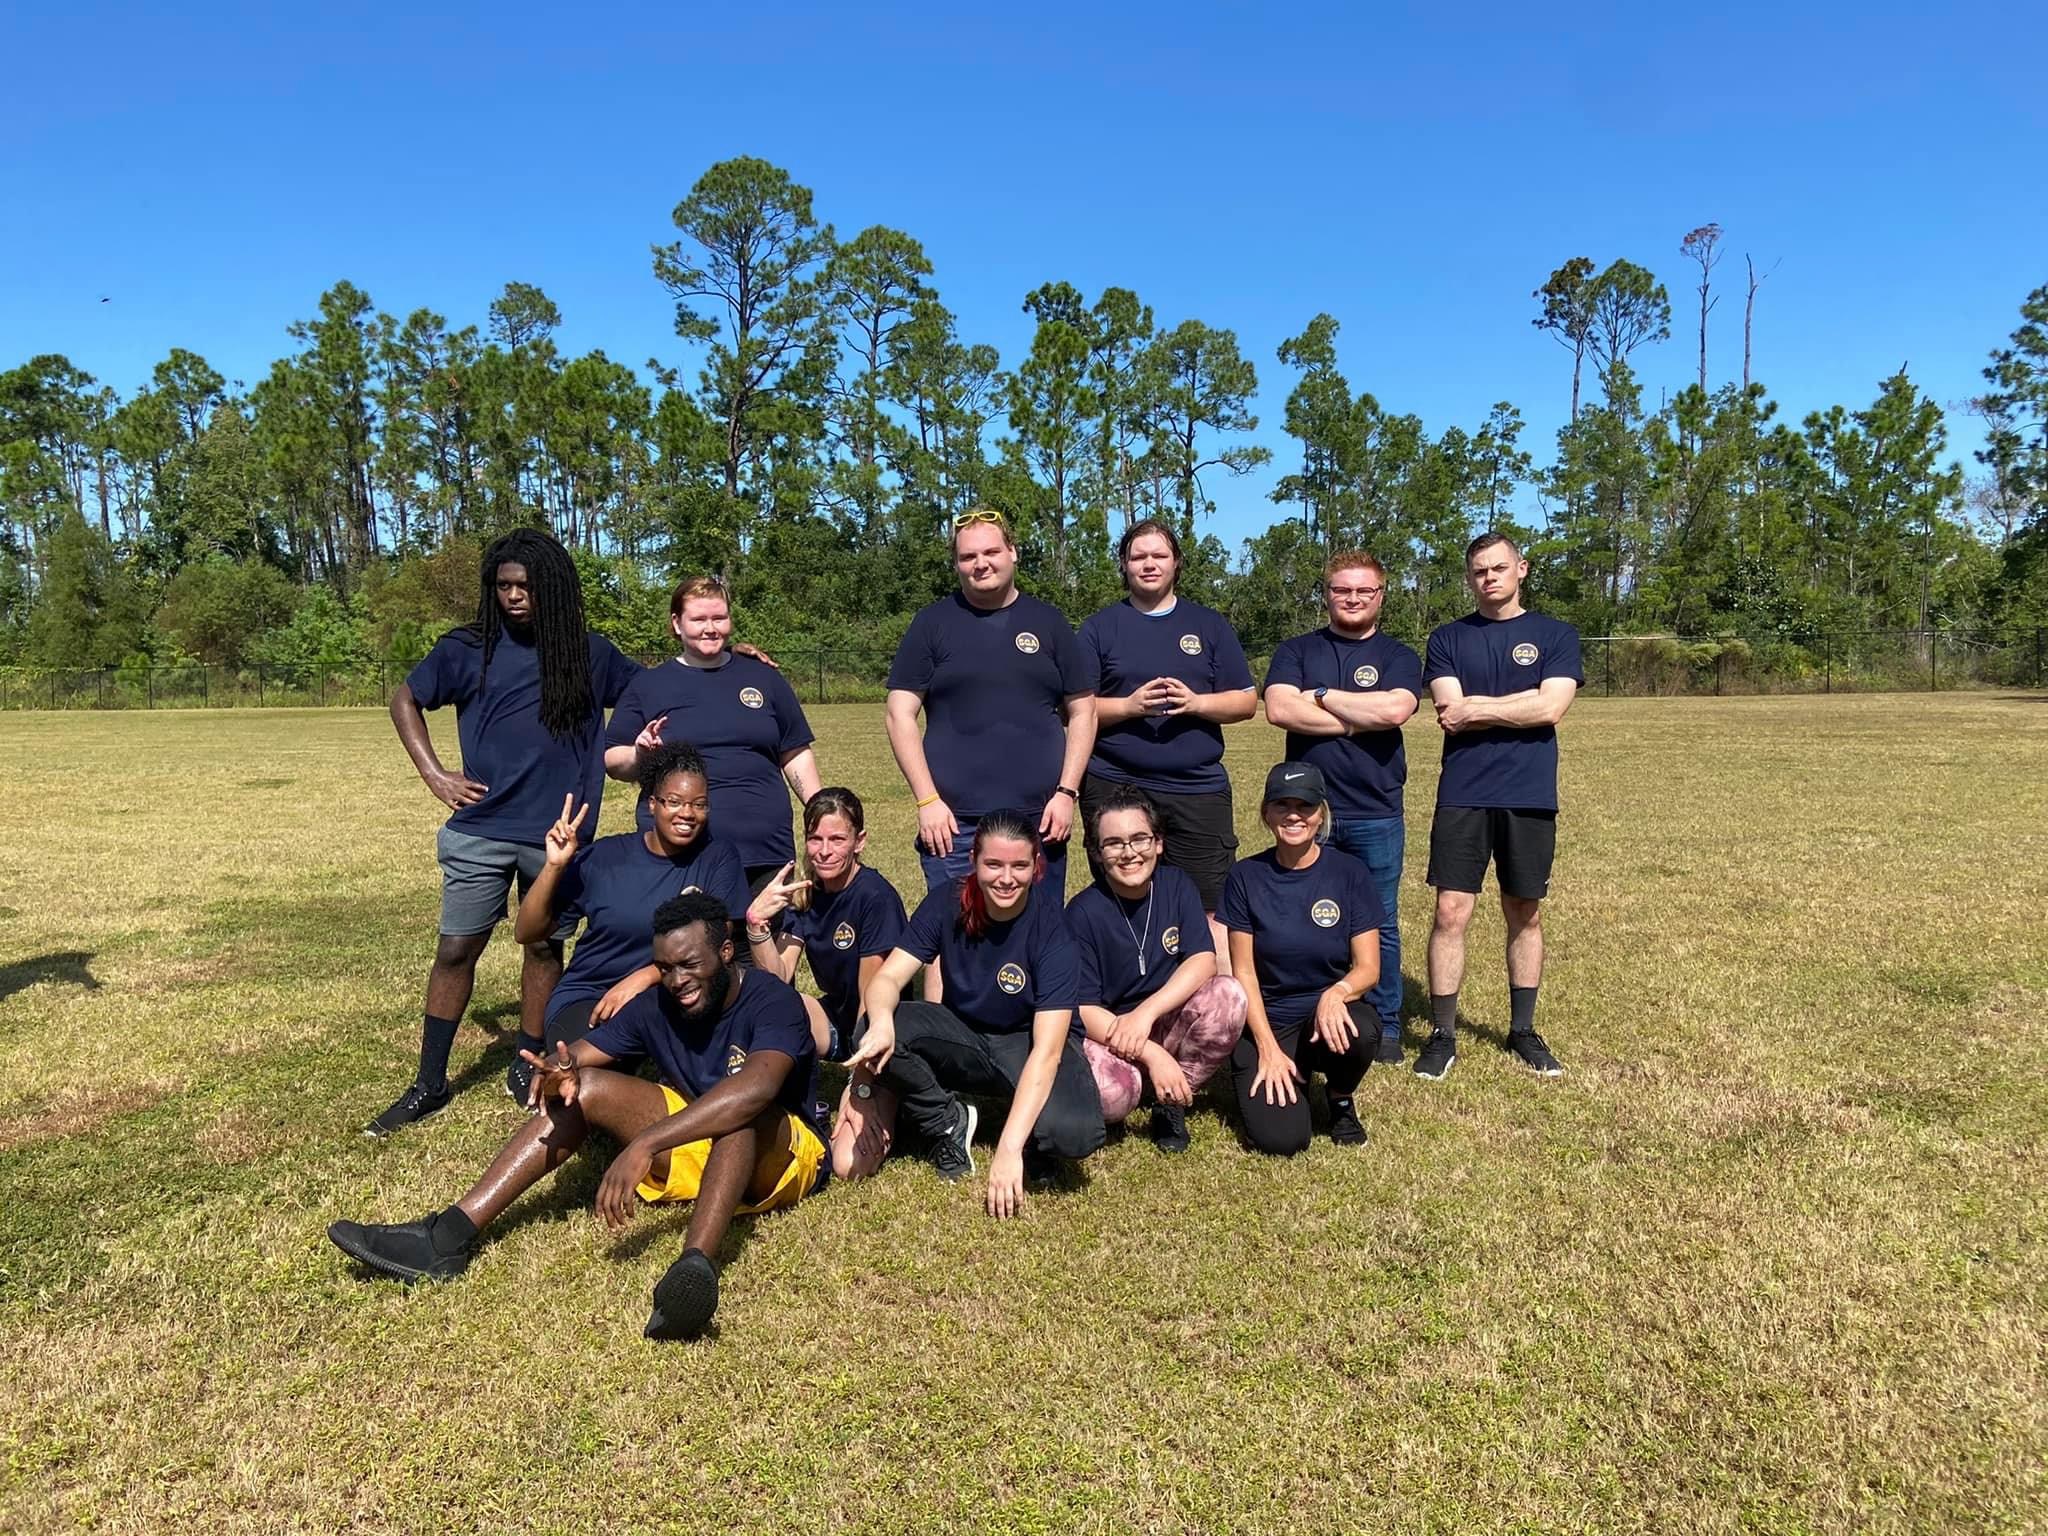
{"left": 0, "top": 949, "right": 101, "bottom": 1003}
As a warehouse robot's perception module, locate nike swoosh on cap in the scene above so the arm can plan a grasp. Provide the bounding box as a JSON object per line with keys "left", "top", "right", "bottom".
{"left": 1283, "top": 772, "right": 1305, "bottom": 780}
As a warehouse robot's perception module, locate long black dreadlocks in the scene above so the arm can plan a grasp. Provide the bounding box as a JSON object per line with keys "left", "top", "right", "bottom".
{"left": 471, "top": 529, "right": 594, "bottom": 740}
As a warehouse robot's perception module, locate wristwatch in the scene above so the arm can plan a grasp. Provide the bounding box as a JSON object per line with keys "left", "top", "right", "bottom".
{"left": 1314, "top": 686, "right": 1329, "bottom": 703}
{"left": 853, "top": 1080, "right": 875, "bottom": 1100}
{"left": 1055, "top": 785, "right": 1079, "bottom": 800}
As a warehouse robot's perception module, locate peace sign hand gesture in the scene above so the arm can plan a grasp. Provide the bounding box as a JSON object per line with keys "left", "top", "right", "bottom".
{"left": 744, "top": 862, "right": 812, "bottom": 930}
{"left": 544, "top": 794, "right": 590, "bottom": 867}
{"left": 633, "top": 713, "right": 668, "bottom": 755}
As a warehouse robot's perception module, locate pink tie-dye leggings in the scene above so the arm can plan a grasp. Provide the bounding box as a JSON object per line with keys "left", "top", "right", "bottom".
{"left": 1083, "top": 975, "right": 1249, "bottom": 1123}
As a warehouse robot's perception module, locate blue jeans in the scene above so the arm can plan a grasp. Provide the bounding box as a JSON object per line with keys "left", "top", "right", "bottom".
{"left": 1330, "top": 816, "right": 1404, "bottom": 1037}
{"left": 916, "top": 818, "right": 1070, "bottom": 895}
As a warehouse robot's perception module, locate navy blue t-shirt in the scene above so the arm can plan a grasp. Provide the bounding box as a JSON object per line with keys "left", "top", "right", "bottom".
{"left": 546, "top": 831, "right": 751, "bottom": 1022}
{"left": 1077, "top": 597, "right": 1255, "bottom": 794}
{"left": 1422, "top": 612, "right": 1584, "bottom": 811}
{"left": 1218, "top": 847, "right": 1387, "bottom": 1028}
{"left": 1263, "top": 628, "right": 1424, "bottom": 820}
{"left": 886, "top": 592, "right": 1087, "bottom": 819}
{"left": 408, "top": 629, "right": 641, "bottom": 846}
{"left": 899, "top": 882, "right": 1080, "bottom": 1035}
{"left": 1066, "top": 863, "right": 1216, "bottom": 1014}
{"left": 775, "top": 864, "right": 908, "bottom": 1036}
{"left": 606, "top": 655, "right": 814, "bottom": 870}
{"left": 585, "top": 967, "right": 823, "bottom": 1138}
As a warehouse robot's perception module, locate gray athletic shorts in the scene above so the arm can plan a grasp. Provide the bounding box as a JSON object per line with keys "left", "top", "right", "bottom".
{"left": 436, "top": 825, "right": 577, "bottom": 940}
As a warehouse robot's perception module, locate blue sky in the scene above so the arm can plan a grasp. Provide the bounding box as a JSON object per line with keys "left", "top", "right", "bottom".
{"left": 6, "top": 0, "right": 2042, "bottom": 550}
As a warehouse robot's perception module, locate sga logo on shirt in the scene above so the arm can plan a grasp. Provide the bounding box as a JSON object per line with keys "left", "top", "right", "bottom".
{"left": 724, "top": 1045, "right": 748, "bottom": 1076}
{"left": 739, "top": 686, "right": 766, "bottom": 709}
{"left": 1179, "top": 633, "right": 1203, "bottom": 655}
{"left": 1014, "top": 631, "right": 1041, "bottom": 655}
{"left": 1161, "top": 925, "right": 1181, "bottom": 956}
{"left": 1512, "top": 642, "right": 1540, "bottom": 666}
{"left": 996, "top": 962, "right": 1027, "bottom": 994}
{"left": 832, "top": 921, "right": 857, "bottom": 951}
{"left": 1310, "top": 898, "right": 1341, "bottom": 928}
{"left": 1353, "top": 664, "right": 1379, "bottom": 687}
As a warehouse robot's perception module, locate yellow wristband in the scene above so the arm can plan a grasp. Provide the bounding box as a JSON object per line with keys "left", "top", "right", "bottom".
{"left": 915, "top": 793, "right": 941, "bottom": 809}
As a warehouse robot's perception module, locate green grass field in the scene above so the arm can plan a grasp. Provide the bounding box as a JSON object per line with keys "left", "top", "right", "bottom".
{"left": 3, "top": 696, "right": 2045, "bottom": 1534}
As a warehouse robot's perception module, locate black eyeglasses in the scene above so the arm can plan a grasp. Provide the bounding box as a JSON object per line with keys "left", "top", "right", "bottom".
{"left": 1097, "top": 834, "right": 1158, "bottom": 857}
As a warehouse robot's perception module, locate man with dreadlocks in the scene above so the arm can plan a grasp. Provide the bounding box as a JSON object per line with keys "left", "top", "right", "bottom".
{"left": 366, "top": 529, "right": 644, "bottom": 1138}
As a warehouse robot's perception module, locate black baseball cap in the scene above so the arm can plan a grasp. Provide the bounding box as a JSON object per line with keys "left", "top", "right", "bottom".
{"left": 1262, "top": 762, "right": 1326, "bottom": 805}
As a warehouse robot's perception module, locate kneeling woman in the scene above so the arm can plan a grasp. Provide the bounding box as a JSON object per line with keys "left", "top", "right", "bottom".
{"left": 513, "top": 742, "right": 750, "bottom": 1086}
{"left": 738, "top": 787, "right": 909, "bottom": 1178}
{"left": 1218, "top": 762, "right": 1385, "bottom": 1154}
{"left": 845, "top": 811, "right": 1104, "bottom": 1218}
{"left": 1068, "top": 785, "right": 1246, "bottom": 1153}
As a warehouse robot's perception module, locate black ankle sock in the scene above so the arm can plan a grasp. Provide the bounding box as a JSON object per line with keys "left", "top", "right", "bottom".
{"left": 430, "top": 1206, "right": 476, "bottom": 1254}
{"left": 1429, "top": 992, "right": 1459, "bottom": 1036}
{"left": 1509, "top": 986, "right": 1539, "bottom": 1036}
{"left": 417, "top": 1013, "right": 461, "bottom": 1091}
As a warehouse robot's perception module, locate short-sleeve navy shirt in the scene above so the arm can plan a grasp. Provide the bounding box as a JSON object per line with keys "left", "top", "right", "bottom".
{"left": 886, "top": 592, "right": 1087, "bottom": 819}
{"left": 584, "top": 967, "right": 823, "bottom": 1138}
{"left": 1263, "top": 628, "right": 1424, "bottom": 820}
{"left": 1422, "top": 612, "right": 1584, "bottom": 810}
{"left": 546, "top": 831, "right": 751, "bottom": 1022}
{"left": 1218, "top": 847, "right": 1387, "bottom": 1028}
{"left": 407, "top": 629, "right": 642, "bottom": 846}
{"left": 1077, "top": 597, "right": 1255, "bottom": 794}
{"left": 775, "top": 865, "right": 908, "bottom": 1036}
{"left": 899, "top": 882, "right": 1080, "bottom": 1035}
{"left": 1065, "top": 863, "right": 1216, "bottom": 1014}
{"left": 606, "top": 654, "right": 814, "bottom": 870}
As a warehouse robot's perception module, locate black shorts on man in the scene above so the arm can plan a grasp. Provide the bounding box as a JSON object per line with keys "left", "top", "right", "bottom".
{"left": 1425, "top": 806, "right": 1557, "bottom": 899}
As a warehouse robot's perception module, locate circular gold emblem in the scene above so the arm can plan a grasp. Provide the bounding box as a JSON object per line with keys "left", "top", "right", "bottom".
{"left": 1179, "top": 633, "right": 1202, "bottom": 655}
{"left": 1161, "top": 925, "right": 1181, "bottom": 956}
{"left": 832, "top": 921, "right": 857, "bottom": 951}
{"left": 996, "top": 962, "right": 1027, "bottom": 994}
{"left": 739, "top": 686, "right": 766, "bottom": 708}
{"left": 1511, "top": 642, "right": 1540, "bottom": 666}
{"left": 1310, "top": 898, "right": 1341, "bottom": 928}
{"left": 1014, "top": 631, "right": 1041, "bottom": 654}
{"left": 1353, "top": 664, "right": 1379, "bottom": 687}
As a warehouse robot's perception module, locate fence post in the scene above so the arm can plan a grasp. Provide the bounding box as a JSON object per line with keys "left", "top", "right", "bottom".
{"left": 1823, "top": 633, "right": 1831, "bottom": 694}
{"left": 816, "top": 650, "right": 827, "bottom": 706}
{"left": 50, "top": 672, "right": 58, "bottom": 710}
{"left": 98, "top": 669, "right": 107, "bottom": 709}
{"left": 319, "top": 667, "right": 328, "bottom": 706}
{"left": 1715, "top": 651, "right": 1726, "bottom": 697}
{"left": 258, "top": 665, "right": 265, "bottom": 706}
{"left": 1929, "top": 632, "right": 1937, "bottom": 692}
{"left": 2037, "top": 627, "right": 2044, "bottom": 688}
{"left": 148, "top": 668, "right": 155, "bottom": 709}
{"left": 202, "top": 667, "right": 210, "bottom": 708}
{"left": 1604, "top": 637, "right": 1613, "bottom": 697}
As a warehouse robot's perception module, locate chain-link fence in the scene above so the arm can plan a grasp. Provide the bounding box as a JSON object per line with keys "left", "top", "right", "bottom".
{"left": 2, "top": 632, "right": 2041, "bottom": 712}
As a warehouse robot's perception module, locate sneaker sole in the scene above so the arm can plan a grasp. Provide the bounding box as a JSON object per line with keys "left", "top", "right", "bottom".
{"left": 645, "top": 1255, "right": 719, "bottom": 1341}
{"left": 1516, "top": 1062, "right": 1566, "bottom": 1078}
{"left": 1413, "top": 1058, "right": 1456, "bottom": 1082}
{"left": 326, "top": 1221, "right": 461, "bottom": 1284}
{"left": 360, "top": 1103, "right": 450, "bottom": 1140}
{"left": 959, "top": 1102, "right": 978, "bottom": 1179}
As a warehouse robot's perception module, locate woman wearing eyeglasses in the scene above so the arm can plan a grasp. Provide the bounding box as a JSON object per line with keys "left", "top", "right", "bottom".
{"left": 885, "top": 508, "right": 1096, "bottom": 1000}
{"left": 514, "top": 741, "right": 751, "bottom": 1059}
{"left": 1076, "top": 519, "right": 1256, "bottom": 960}
{"left": 1068, "top": 784, "right": 1247, "bottom": 1153}
{"left": 603, "top": 575, "right": 822, "bottom": 894}
{"left": 1219, "top": 762, "right": 1385, "bottom": 1155}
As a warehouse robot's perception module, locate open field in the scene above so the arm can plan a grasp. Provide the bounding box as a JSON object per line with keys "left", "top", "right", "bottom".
{"left": 2, "top": 695, "right": 2045, "bottom": 1534}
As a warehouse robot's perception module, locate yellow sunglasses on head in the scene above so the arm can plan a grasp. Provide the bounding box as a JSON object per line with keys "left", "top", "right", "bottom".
{"left": 951, "top": 508, "right": 1008, "bottom": 532}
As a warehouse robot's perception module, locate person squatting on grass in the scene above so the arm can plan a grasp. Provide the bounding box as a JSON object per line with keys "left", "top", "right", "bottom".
{"left": 368, "top": 529, "right": 643, "bottom": 1139}
{"left": 512, "top": 742, "right": 751, "bottom": 1075}
{"left": 1220, "top": 762, "right": 1386, "bottom": 1154}
{"left": 884, "top": 507, "right": 1097, "bottom": 1000}
{"left": 843, "top": 811, "right": 1105, "bottom": 1218}
{"left": 602, "top": 575, "right": 822, "bottom": 897}
{"left": 1075, "top": 519, "right": 1258, "bottom": 963}
{"left": 328, "top": 891, "right": 830, "bottom": 1341}
{"left": 1259, "top": 548, "right": 1423, "bottom": 1068}
{"left": 1067, "top": 784, "right": 1247, "bottom": 1154}
{"left": 1417, "top": 531, "right": 1583, "bottom": 1083}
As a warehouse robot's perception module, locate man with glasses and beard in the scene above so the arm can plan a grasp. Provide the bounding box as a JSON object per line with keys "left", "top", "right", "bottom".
{"left": 328, "top": 892, "right": 827, "bottom": 1342}
{"left": 1260, "top": 551, "right": 1421, "bottom": 1066}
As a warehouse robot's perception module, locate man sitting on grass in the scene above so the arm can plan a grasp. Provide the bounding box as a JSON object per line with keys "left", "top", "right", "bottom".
{"left": 328, "top": 891, "right": 827, "bottom": 1340}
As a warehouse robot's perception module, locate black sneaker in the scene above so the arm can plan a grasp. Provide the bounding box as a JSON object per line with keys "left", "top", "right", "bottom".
{"left": 362, "top": 1081, "right": 451, "bottom": 1138}
{"left": 327, "top": 1215, "right": 472, "bottom": 1283}
{"left": 505, "top": 1044, "right": 544, "bottom": 1107}
{"left": 1328, "top": 1096, "right": 1368, "bottom": 1146}
{"left": 929, "top": 1099, "right": 978, "bottom": 1182}
{"left": 1022, "top": 1146, "right": 1061, "bottom": 1189}
{"left": 1374, "top": 1031, "right": 1405, "bottom": 1067}
{"left": 644, "top": 1248, "right": 719, "bottom": 1341}
{"left": 1413, "top": 1031, "right": 1457, "bottom": 1081}
{"left": 1508, "top": 1030, "right": 1564, "bottom": 1077}
{"left": 1150, "top": 1102, "right": 1190, "bottom": 1154}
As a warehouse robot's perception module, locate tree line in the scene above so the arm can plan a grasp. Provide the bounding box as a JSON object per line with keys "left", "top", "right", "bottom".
{"left": 3, "top": 157, "right": 2045, "bottom": 679}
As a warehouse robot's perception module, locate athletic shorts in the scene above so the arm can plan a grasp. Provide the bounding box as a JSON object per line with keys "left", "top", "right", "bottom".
{"left": 1080, "top": 774, "right": 1238, "bottom": 911}
{"left": 436, "top": 825, "right": 577, "bottom": 940}
{"left": 635, "top": 1084, "right": 828, "bottom": 1213}
{"left": 1426, "top": 807, "right": 1558, "bottom": 900}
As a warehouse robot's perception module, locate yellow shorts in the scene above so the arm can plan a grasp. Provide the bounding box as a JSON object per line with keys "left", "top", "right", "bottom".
{"left": 634, "top": 1086, "right": 827, "bottom": 1215}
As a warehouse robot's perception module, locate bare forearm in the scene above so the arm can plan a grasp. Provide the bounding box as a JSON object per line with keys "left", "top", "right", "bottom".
{"left": 390, "top": 689, "right": 447, "bottom": 781}
{"left": 783, "top": 748, "right": 822, "bottom": 802}
{"left": 1459, "top": 690, "right": 1555, "bottom": 728}
{"left": 997, "top": 1046, "right": 1062, "bottom": 1155}
{"left": 512, "top": 863, "right": 565, "bottom": 944}
{"left": 1262, "top": 687, "right": 1346, "bottom": 736}
{"left": 1188, "top": 688, "right": 1256, "bottom": 725}
{"left": 1137, "top": 954, "right": 1216, "bottom": 1022}
{"left": 1077, "top": 1004, "right": 1118, "bottom": 1044}
{"left": 1056, "top": 697, "right": 1097, "bottom": 788}
{"left": 633, "top": 1076, "right": 780, "bottom": 1151}
{"left": 884, "top": 696, "right": 938, "bottom": 799}
{"left": 603, "top": 744, "right": 639, "bottom": 781}
{"left": 1321, "top": 690, "right": 1417, "bottom": 731}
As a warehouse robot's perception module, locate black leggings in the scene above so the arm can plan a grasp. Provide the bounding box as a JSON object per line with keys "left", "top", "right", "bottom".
{"left": 544, "top": 999, "right": 644, "bottom": 1074}
{"left": 1231, "top": 1000, "right": 1374, "bottom": 1156}
{"left": 867, "top": 1001, "right": 1106, "bottom": 1162}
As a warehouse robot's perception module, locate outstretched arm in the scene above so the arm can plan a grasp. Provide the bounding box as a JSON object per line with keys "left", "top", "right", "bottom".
{"left": 986, "top": 1009, "right": 1071, "bottom": 1219}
